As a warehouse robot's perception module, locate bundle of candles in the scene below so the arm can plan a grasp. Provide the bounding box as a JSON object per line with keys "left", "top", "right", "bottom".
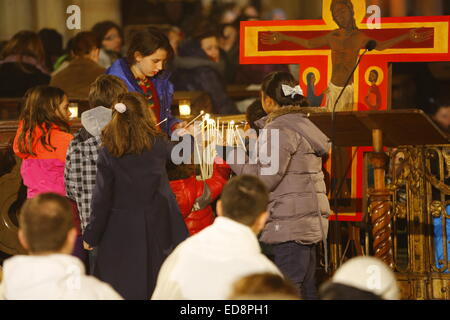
{"left": 192, "top": 112, "right": 246, "bottom": 180}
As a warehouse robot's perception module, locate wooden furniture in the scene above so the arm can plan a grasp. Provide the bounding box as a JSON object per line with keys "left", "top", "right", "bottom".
{"left": 0, "top": 98, "right": 91, "bottom": 121}
{"left": 308, "top": 109, "right": 450, "bottom": 299}
{"left": 0, "top": 120, "right": 82, "bottom": 258}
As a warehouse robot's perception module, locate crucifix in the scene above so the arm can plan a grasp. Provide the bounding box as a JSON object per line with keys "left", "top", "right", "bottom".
{"left": 240, "top": 0, "right": 450, "bottom": 266}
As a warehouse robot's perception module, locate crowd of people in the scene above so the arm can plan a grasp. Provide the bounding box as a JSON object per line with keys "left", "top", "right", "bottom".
{"left": 0, "top": 2, "right": 404, "bottom": 301}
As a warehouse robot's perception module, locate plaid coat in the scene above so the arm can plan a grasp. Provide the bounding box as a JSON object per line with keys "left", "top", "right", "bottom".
{"left": 65, "top": 128, "right": 101, "bottom": 232}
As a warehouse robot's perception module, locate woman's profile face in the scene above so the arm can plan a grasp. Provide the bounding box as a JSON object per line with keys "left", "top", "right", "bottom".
{"left": 200, "top": 36, "right": 220, "bottom": 63}
{"left": 57, "top": 95, "right": 71, "bottom": 121}
{"left": 434, "top": 106, "right": 450, "bottom": 130}
{"left": 134, "top": 48, "right": 168, "bottom": 78}
{"left": 102, "top": 27, "right": 122, "bottom": 52}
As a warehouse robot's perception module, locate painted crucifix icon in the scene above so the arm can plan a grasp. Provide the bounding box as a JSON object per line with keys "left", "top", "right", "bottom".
{"left": 260, "top": 0, "right": 432, "bottom": 111}
{"left": 240, "top": 0, "right": 450, "bottom": 222}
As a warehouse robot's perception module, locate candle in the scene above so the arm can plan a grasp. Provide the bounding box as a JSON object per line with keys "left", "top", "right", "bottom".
{"left": 178, "top": 100, "right": 191, "bottom": 117}
{"left": 156, "top": 118, "right": 168, "bottom": 126}
{"left": 68, "top": 103, "right": 78, "bottom": 118}
{"left": 186, "top": 110, "right": 204, "bottom": 127}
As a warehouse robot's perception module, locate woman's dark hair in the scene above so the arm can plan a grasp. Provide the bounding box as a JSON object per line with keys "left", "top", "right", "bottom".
{"left": 1, "top": 31, "right": 46, "bottom": 72}
{"left": 38, "top": 29, "right": 63, "bottom": 71}
{"left": 91, "top": 20, "right": 123, "bottom": 48}
{"left": 71, "top": 32, "right": 99, "bottom": 57}
{"left": 126, "top": 28, "right": 174, "bottom": 65}
{"left": 246, "top": 99, "right": 267, "bottom": 131}
{"left": 192, "top": 21, "right": 220, "bottom": 43}
{"left": 261, "top": 71, "right": 309, "bottom": 107}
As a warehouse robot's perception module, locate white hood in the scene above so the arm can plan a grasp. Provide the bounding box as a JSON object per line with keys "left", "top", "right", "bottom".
{"left": 0, "top": 254, "right": 122, "bottom": 300}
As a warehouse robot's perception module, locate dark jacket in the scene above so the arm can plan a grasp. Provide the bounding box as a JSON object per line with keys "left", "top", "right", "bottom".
{"left": 171, "top": 39, "right": 238, "bottom": 115}
{"left": 50, "top": 58, "right": 105, "bottom": 99}
{"left": 106, "top": 58, "right": 181, "bottom": 135}
{"left": 83, "top": 137, "right": 189, "bottom": 299}
{"left": 227, "top": 106, "right": 330, "bottom": 245}
{"left": 0, "top": 55, "right": 50, "bottom": 97}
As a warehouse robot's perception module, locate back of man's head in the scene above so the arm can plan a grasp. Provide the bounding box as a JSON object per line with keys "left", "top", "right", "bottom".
{"left": 19, "top": 193, "right": 74, "bottom": 254}
{"left": 219, "top": 175, "right": 269, "bottom": 227}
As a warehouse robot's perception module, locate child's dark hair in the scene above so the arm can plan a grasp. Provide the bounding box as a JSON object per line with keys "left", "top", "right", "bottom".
{"left": 261, "top": 71, "right": 309, "bottom": 107}
{"left": 126, "top": 28, "right": 174, "bottom": 65}
{"left": 166, "top": 162, "right": 198, "bottom": 181}
{"left": 246, "top": 99, "right": 267, "bottom": 131}
{"left": 18, "top": 85, "right": 69, "bottom": 156}
{"left": 88, "top": 74, "right": 128, "bottom": 108}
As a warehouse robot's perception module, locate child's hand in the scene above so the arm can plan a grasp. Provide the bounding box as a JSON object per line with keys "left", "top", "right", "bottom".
{"left": 83, "top": 241, "right": 94, "bottom": 251}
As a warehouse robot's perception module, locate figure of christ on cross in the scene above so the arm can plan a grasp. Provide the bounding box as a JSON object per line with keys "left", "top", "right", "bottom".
{"left": 261, "top": 0, "right": 433, "bottom": 111}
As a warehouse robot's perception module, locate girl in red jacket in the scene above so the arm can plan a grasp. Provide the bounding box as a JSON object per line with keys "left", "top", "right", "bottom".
{"left": 13, "top": 85, "right": 84, "bottom": 262}
{"left": 167, "top": 158, "right": 231, "bottom": 235}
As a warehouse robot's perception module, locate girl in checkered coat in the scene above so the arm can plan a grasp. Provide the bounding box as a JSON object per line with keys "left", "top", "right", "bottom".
{"left": 82, "top": 92, "right": 188, "bottom": 300}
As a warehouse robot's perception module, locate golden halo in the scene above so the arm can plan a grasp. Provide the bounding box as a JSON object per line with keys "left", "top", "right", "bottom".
{"left": 302, "top": 67, "right": 321, "bottom": 86}
{"left": 365, "top": 66, "right": 384, "bottom": 86}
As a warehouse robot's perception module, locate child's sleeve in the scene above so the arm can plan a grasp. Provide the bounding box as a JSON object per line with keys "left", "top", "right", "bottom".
{"left": 64, "top": 140, "right": 78, "bottom": 201}
{"left": 225, "top": 127, "right": 300, "bottom": 192}
{"left": 204, "top": 159, "right": 231, "bottom": 201}
{"left": 83, "top": 149, "right": 114, "bottom": 247}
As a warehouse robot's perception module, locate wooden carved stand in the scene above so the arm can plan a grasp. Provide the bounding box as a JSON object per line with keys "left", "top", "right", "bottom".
{"left": 369, "top": 129, "right": 393, "bottom": 267}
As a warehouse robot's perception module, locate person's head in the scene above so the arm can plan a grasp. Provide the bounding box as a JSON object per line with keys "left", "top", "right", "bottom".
{"left": 194, "top": 30, "right": 220, "bottom": 63}
{"left": 320, "top": 256, "right": 400, "bottom": 300}
{"left": 91, "top": 20, "right": 123, "bottom": 53}
{"left": 306, "top": 72, "right": 316, "bottom": 86}
{"left": 331, "top": 0, "right": 357, "bottom": 30}
{"left": 319, "top": 282, "right": 383, "bottom": 300}
{"left": 18, "top": 193, "right": 77, "bottom": 255}
{"left": 369, "top": 69, "right": 379, "bottom": 84}
{"left": 71, "top": 31, "right": 100, "bottom": 62}
{"left": 216, "top": 3, "right": 240, "bottom": 24}
{"left": 229, "top": 273, "right": 300, "bottom": 300}
{"left": 219, "top": 23, "right": 238, "bottom": 52}
{"left": 217, "top": 175, "right": 269, "bottom": 234}
{"left": 166, "top": 162, "right": 197, "bottom": 181}
{"left": 242, "top": 5, "right": 260, "bottom": 20}
{"left": 88, "top": 74, "right": 128, "bottom": 108}
{"left": 160, "top": 25, "right": 183, "bottom": 55}
{"left": 245, "top": 99, "right": 267, "bottom": 131}
{"left": 429, "top": 97, "right": 450, "bottom": 132}
{"left": 1, "top": 30, "right": 45, "bottom": 65}
{"left": 102, "top": 92, "right": 161, "bottom": 157}
{"left": 261, "top": 71, "right": 309, "bottom": 114}
{"left": 18, "top": 86, "right": 70, "bottom": 156}
{"left": 38, "top": 28, "right": 63, "bottom": 71}
{"left": 126, "top": 28, "right": 174, "bottom": 78}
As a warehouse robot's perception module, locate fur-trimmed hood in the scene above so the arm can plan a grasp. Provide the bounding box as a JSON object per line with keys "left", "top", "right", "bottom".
{"left": 266, "top": 105, "right": 307, "bottom": 123}
{"left": 256, "top": 105, "right": 330, "bottom": 157}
